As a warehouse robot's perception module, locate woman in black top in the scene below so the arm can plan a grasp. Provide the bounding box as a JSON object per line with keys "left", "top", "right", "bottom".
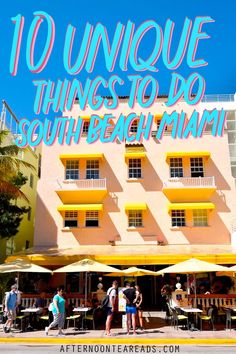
{"left": 135, "top": 285, "right": 144, "bottom": 330}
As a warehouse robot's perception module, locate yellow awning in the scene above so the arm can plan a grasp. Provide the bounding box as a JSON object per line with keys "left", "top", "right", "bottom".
{"left": 154, "top": 114, "right": 163, "bottom": 121}
{"left": 60, "top": 153, "right": 104, "bottom": 160}
{"left": 124, "top": 152, "right": 146, "bottom": 160}
{"left": 5, "top": 244, "right": 236, "bottom": 266}
{"left": 57, "top": 204, "right": 103, "bottom": 212}
{"left": 125, "top": 203, "right": 147, "bottom": 211}
{"left": 168, "top": 202, "right": 215, "bottom": 212}
{"left": 166, "top": 152, "right": 210, "bottom": 160}
{"left": 79, "top": 116, "right": 91, "bottom": 120}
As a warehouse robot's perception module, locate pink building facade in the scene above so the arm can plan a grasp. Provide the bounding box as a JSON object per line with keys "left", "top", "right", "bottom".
{"left": 31, "top": 96, "right": 236, "bottom": 267}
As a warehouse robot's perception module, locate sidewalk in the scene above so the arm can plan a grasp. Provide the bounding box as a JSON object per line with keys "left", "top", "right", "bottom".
{"left": 1, "top": 323, "right": 236, "bottom": 345}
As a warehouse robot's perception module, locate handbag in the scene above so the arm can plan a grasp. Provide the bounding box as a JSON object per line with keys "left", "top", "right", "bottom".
{"left": 48, "top": 302, "right": 54, "bottom": 311}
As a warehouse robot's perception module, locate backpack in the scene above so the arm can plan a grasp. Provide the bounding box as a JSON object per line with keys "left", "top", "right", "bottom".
{"left": 101, "top": 288, "right": 113, "bottom": 309}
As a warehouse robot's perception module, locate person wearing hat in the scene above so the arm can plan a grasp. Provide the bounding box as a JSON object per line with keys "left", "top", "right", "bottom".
{"left": 3, "top": 285, "right": 18, "bottom": 333}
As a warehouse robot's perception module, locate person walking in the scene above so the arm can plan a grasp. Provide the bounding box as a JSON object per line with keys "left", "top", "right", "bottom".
{"left": 123, "top": 282, "right": 138, "bottom": 335}
{"left": 105, "top": 280, "right": 118, "bottom": 336}
{"left": 135, "top": 285, "right": 144, "bottom": 330}
{"left": 45, "top": 285, "right": 66, "bottom": 336}
{"left": 3, "top": 284, "right": 18, "bottom": 333}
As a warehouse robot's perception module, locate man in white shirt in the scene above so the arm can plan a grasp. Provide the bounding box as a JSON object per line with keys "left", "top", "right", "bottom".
{"left": 105, "top": 280, "right": 118, "bottom": 336}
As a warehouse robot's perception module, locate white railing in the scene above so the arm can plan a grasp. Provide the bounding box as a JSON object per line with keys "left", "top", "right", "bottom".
{"left": 191, "top": 296, "right": 236, "bottom": 309}
{"left": 58, "top": 178, "right": 106, "bottom": 190}
{"left": 202, "top": 94, "right": 235, "bottom": 102}
{"left": 21, "top": 297, "right": 81, "bottom": 308}
{"left": 163, "top": 176, "right": 216, "bottom": 189}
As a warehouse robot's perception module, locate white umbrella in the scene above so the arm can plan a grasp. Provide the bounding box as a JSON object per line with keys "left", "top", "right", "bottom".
{"left": 106, "top": 266, "right": 158, "bottom": 277}
{"left": 0, "top": 258, "right": 52, "bottom": 274}
{"left": 0, "top": 258, "right": 52, "bottom": 295}
{"left": 54, "top": 258, "right": 122, "bottom": 304}
{"left": 156, "top": 258, "right": 229, "bottom": 305}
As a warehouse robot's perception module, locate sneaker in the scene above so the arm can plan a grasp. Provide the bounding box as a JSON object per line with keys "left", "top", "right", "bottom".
{"left": 3, "top": 326, "right": 8, "bottom": 333}
{"left": 140, "top": 327, "right": 144, "bottom": 331}
{"left": 45, "top": 326, "right": 49, "bottom": 336}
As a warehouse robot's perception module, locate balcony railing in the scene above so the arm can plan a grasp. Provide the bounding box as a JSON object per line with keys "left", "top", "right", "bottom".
{"left": 57, "top": 178, "right": 107, "bottom": 190}
{"left": 163, "top": 176, "right": 216, "bottom": 189}
{"left": 125, "top": 146, "right": 145, "bottom": 153}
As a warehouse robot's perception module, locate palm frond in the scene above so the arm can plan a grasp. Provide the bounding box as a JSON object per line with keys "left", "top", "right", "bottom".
{"left": 0, "top": 144, "right": 19, "bottom": 156}
{"left": 0, "top": 130, "right": 9, "bottom": 145}
{"left": 0, "top": 155, "right": 35, "bottom": 170}
{"left": 0, "top": 179, "right": 29, "bottom": 202}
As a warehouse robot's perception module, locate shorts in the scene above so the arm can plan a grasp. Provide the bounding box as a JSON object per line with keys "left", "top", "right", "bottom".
{"left": 105, "top": 307, "right": 113, "bottom": 316}
{"left": 6, "top": 309, "right": 16, "bottom": 321}
{"left": 126, "top": 305, "right": 137, "bottom": 314}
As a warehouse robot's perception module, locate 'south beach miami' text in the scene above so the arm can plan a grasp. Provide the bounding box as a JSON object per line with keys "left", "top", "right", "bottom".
{"left": 5, "top": 11, "right": 224, "bottom": 146}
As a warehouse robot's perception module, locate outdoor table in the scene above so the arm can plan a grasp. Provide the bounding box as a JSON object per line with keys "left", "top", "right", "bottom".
{"left": 21, "top": 307, "right": 41, "bottom": 330}
{"left": 73, "top": 307, "right": 92, "bottom": 330}
{"left": 180, "top": 307, "right": 202, "bottom": 331}
{"left": 223, "top": 306, "right": 236, "bottom": 311}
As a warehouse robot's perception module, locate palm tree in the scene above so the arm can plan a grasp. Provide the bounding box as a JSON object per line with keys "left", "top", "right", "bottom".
{"left": 0, "top": 130, "right": 34, "bottom": 201}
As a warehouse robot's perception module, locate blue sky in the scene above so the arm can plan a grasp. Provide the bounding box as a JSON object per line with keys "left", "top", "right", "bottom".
{"left": 0, "top": 0, "right": 236, "bottom": 121}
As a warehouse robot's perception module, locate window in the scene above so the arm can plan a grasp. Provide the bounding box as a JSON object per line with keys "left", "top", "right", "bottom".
{"left": 38, "top": 153, "right": 41, "bottom": 178}
{"left": 85, "top": 211, "right": 99, "bottom": 227}
{"left": 128, "top": 210, "right": 143, "bottom": 227}
{"left": 190, "top": 157, "right": 204, "bottom": 177}
{"left": 6, "top": 237, "right": 15, "bottom": 256}
{"left": 64, "top": 211, "right": 78, "bottom": 228}
{"left": 27, "top": 207, "right": 31, "bottom": 221}
{"left": 86, "top": 160, "right": 99, "bottom": 179}
{"left": 82, "top": 121, "right": 90, "bottom": 134}
{"left": 171, "top": 210, "right": 186, "bottom": 227}
{"left": 130, "top": 120, "right": 138, "bottom": 133}
{"left": 25, "top": 240, "right": 30, "bottom": 249}
{"left": 193, "top": 209, "right": 208, "bottom": 226}
{"left": 66, "top": 160, "right": 79, "bottom": 180}
{"left": 170, "top": 158, "right": 183, "bottom": 178}
{"left": 128, "top": 158, "right": 142, "bottom": 178}
{"left": 30, "top": 173, "right": 34, "bottom": 188}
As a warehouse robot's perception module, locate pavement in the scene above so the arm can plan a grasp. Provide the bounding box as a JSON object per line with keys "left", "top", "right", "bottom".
{"left": 0, "top": 318, "right": 236, "bottom": 345}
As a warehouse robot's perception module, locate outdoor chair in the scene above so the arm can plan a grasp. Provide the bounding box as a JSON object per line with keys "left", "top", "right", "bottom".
{"left": 170, "top": 306, "right": 188, "bottom": 330}
{"left": 166, "top": 303, "right": 174, "bottom": 326}
{"left": 0, "top": 309, "right": 3, "bottom": 324}
{"left": 198, "top": 307, "right": 217, "bottom": 331}
{"left": 224, "top": 308, "right": 236, "bottom": 330}
{"left": 85, "top": 307, "right": 102, "bottom": 330}
{"left": 65, "top": 314, "right": 81, "bottom": 329}
{"left": 39, "top": 314, "right": 50, "bottom": 328}
{"left": 15, "top": 315, "right": 27, "bottom": 332}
